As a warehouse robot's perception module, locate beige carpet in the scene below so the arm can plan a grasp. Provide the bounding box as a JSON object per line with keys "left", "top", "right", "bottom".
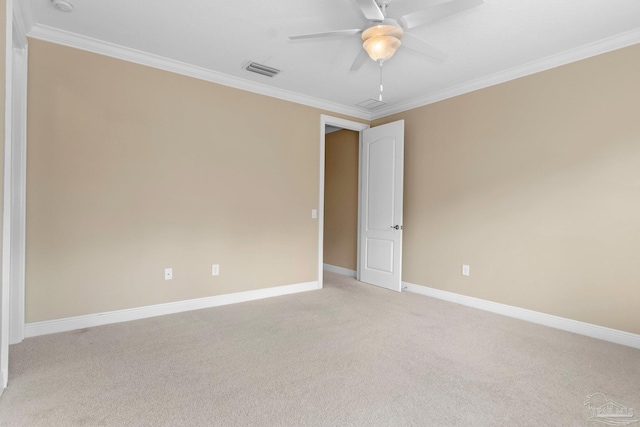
{"left": 1, "top": 271, "right": 638, "bottom": 426}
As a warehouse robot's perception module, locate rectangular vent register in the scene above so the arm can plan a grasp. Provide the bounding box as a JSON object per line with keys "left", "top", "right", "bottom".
{"left": 245, "top": 62, "right": 281, "bottom": 78}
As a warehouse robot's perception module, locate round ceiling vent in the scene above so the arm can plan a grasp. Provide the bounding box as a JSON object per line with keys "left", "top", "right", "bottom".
{"left": 51, "top": 0, "right": 74, "bottom": 12}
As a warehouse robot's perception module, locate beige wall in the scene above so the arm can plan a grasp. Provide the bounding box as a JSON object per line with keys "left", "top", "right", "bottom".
{"left": 25, "top": 39, "right": 366, "bottom": 322}
{"left": 323, "top": 129, "right": 359, "bottom": 270}
{"left": 374, "top": 43, "right": 640, "bottom": 334}
{"left": 25, "top": 35, "right": 640, "bottom": 335}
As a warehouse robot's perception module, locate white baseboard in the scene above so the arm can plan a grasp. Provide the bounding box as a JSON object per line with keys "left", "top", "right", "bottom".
{"left": 323, "top": 264, "right": 357, "bottom": 278}
{"left": 25, "top": 281, "right": 320, "bottom": 338}
{"left": 403, "top": 281, "right": 640, "bottom": 350}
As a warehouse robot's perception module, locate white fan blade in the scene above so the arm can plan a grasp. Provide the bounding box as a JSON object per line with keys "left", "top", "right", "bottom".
{"left": 289, "top": 29, "right": 362, "bottom": 40}
{"left": 354, "top": 0, "right": 385, "bottom": 21}
{"left": 350, "top": 49, "right": 369, "bottom": 71}
{"left": 401, "top": 33, "right": 448, "bottom": 61}
{"left": 399, "top": 0, "right": 484, "bottom": 29}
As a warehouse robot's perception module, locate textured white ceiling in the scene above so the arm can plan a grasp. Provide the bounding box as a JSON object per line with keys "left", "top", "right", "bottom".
{"left": 26, "top": 0, "right": 640, "bottom": 118}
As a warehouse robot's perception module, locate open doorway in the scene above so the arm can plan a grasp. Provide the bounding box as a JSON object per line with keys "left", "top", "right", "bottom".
{"left": 323, "top": 126, "right": 360, "bottom": 279}
{"left": 317, "top": 116, "right": 369, "bottom": 288}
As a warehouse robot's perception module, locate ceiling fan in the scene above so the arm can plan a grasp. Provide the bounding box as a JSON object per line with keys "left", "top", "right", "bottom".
{"left": 289, "top": 0, "right": 484, "bottom": 71}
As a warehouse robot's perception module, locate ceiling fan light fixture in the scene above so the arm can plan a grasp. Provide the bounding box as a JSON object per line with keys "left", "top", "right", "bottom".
{"left": 363, "top": 35, "right": 401, "bottom": 62}
{"left": 361, "top": 19, "right": 404, "bottom": 62}
{"left": 361, "top": 22, "right": 404, "bottom": 40}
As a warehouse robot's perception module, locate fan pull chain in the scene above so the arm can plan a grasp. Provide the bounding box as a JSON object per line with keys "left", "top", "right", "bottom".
{"left": 379, "top": 60, "right": 384, "bottom": 102}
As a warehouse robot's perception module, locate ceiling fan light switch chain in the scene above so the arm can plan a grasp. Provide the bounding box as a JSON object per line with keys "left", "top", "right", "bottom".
{"left": 379, "top": 60, "right": 384, "bottom": 101}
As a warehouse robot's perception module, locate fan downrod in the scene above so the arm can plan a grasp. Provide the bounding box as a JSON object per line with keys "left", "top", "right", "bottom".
{"left": 377, "top": 0, "right": 391, "bottom": 17}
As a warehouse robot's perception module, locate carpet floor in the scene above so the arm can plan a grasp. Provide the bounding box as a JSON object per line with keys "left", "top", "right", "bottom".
{"left": 1, "top": 271, "right": 638, "bottom": 426}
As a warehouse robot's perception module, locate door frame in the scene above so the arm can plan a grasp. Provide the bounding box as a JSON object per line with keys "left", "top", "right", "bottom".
{"left": 318, "top": 115, "right": 369, "bottom": 288}
{"left": 1, "top": 0, "right": 29, "bottom": 393}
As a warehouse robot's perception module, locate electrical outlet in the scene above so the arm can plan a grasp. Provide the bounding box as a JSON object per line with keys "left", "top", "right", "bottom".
{"left": 212, "top": 264, "right": 220, "bottom": 276}
{"left": 311, "top": 209, "right": 318, "bottom": 219}
{"left": 462, "top": 264, "right": 470, "bottom": 277}
{"left": 165, "top": 268, "right": 173, "bottom": 280}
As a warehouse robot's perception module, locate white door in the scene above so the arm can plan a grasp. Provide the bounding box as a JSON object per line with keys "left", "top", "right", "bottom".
{"left": 359, "top": 120, "right": 404, "bottom": 291}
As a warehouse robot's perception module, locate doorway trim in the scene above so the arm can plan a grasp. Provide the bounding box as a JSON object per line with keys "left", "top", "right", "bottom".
{"left": 7, "top": 44, "right": 27, "bottom": 345}
{"left": 318, "top": 115, "right": 369, "bottom": 288}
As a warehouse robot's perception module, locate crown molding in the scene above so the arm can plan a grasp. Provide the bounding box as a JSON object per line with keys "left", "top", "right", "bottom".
{"left": 371, "top": 28, "right": 640, "bottom": 119}
{"left": 25, "top": 22, "right": 640, "bottom": 122}
{"left": 13, "top": 0, "right": 36, "bottom": 48}
{"left": 27, "top": 24, "right": 373, "bottom": 121}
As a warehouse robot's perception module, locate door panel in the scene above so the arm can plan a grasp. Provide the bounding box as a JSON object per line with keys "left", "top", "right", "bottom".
{"left": 365, "top": 238, "right": 394, "bottom": 273}
{"left": 366, "top": 139, "right": 396, "bottom": 231}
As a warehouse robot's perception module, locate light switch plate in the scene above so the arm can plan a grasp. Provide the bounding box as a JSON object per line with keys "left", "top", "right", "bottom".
{"left": 165, "top": 268, "right": 173, "bottom": 280}
{"left": 462, "top": 264, "right": 470, "bottom": 277}
{"left": 212, "top": 264, "right": 220, "bottom": 276}
{"left": 312, "top": 209, "right": 318, "bottom": 219}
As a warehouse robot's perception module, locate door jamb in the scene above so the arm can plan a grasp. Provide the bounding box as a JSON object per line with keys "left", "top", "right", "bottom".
{"left": 318, "top": 115, "right": 369, "bottom": 288}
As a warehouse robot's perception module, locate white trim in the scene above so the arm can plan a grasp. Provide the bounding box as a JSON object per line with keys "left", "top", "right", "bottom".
{"left": 371, "top": 28, "right": 640, "bottom": 119}
{"left": 12, "top": 0, "right": 34, "bottom": 49}
{"left": 25, "top": 22, "right": 640, "bottom": 122}
{"left": 23, "top": 23, "right": 640, "bottom": 122}
{"left": 1, "top": 0, "right": 15, "bottom": 391}
{"left": 323, "top": 264, "right": 357, "bottom": 278}
{"left": 403, "top": 281, "right": 640, "bottom": 350}
{"left": 27, "top": 24, "right": 371, "bottom": 121}
{"left": 8, "top": 46, "right": 26, "bottom": 345}
{"left": 318, "top": 115, "right": 369, "bottom": 289}
{"left": 356, "top": 130, "right": 363, "bottom": 282}
{"left": 25, "top": 281, "right": 320, "bottom": 338}
{"left": 318, "top": 120, "right": 325, "bottom": 290}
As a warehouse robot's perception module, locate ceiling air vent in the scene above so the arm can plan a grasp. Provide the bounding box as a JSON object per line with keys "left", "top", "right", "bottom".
{"left": 51, "top": 0, "right": 74, "bottom": 12}
{"left": 356, "top": 99, "right": 386, "bottom": 110}
{"left": 245, "top": 62, "right": 281, "bottom": 78}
